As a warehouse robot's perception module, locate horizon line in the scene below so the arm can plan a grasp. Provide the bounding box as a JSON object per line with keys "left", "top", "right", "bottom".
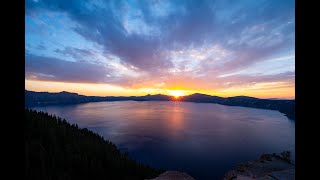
{"left": 25, "top": 89, "right": 295, "bottom": 100}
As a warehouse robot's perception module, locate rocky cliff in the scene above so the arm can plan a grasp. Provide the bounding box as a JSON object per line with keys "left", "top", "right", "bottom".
{"left": 224, "top": 151, "right": 295, "bottom": 180}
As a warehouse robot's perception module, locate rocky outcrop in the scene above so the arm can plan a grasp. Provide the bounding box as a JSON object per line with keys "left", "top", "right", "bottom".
{"left": 148, "top": 171, "right": 195, "bottom": 180}
{"left": 224, "top": 151, "right": 295, "bottom": 180}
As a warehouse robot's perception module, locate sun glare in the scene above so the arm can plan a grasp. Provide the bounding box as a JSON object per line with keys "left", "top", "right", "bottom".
{"left": 168, "top": 90, "right": 186, "bottom": 99}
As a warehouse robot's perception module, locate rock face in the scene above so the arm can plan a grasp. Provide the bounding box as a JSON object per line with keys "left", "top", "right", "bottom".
{"left": 148, "top": 171, "right": 195, "bottom": 180}
{"left": 224, "top": 152, "right": 295, "bottom": 180}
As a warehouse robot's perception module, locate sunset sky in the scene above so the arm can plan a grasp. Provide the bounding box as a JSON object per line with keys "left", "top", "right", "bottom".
{"left": 25, "top": 0, "right": 295, "bottom": 99}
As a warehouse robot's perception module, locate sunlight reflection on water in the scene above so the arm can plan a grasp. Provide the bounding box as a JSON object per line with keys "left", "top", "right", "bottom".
{"left": 33, "top": 101, "right": 295, "bottom": 180}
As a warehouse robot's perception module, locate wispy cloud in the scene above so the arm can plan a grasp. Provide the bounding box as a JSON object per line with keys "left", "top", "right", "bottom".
{"left": 25, "top": 0, "right": 295, "bottom": 97}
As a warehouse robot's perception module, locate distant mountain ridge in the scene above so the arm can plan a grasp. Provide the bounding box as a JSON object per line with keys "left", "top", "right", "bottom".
{"left": 25, "top": 90, "right": 295, "bottom": 120}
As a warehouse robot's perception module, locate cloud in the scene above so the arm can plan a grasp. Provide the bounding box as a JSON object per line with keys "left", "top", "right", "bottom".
{"left": 54, "top": 47, "right": 94, "bottom": 62}
{"left": 217, "top": 71, "right": 295, "bottom": 88}
{"left": 25, "top": 54, "right": 111, "bottom": 83}
{"left": 25, "top": 0, "right": 295, "bottom": 94}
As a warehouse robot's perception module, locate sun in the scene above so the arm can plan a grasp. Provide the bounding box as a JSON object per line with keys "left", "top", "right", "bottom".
{"left": 168, "top": 90, "right": 186, "bottom": 99}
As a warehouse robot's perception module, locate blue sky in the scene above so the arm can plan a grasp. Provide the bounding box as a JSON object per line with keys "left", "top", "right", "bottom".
{"left": 25, "top": 0, "right": 295, "bottom": 98}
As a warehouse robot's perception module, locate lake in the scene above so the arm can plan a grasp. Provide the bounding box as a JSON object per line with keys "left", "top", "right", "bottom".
{"left": 32, "top": 101, "right": 295, "bottom": 179}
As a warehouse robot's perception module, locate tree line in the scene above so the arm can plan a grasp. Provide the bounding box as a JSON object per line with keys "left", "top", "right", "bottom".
{"left": 25, "top": 109, "right": 163, "bottom": 180}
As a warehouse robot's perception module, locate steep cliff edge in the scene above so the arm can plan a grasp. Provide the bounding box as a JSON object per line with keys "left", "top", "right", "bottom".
{"left": 224, "top": 151, "right": 295, "bottom": 180}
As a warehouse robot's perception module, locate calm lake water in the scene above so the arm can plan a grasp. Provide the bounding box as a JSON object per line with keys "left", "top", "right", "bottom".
{"left": 33, "top": 101, "right": 295, "bottom": 180}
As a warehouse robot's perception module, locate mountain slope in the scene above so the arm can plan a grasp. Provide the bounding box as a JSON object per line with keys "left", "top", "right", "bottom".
{"left": 25, "top": 90, "right": 295, "bottom": 120}
{"left": 25, "top": 109, "right": 162, "bottom": 180}
{"left": 180, "top": 93, "right": 295, "bottom": 120}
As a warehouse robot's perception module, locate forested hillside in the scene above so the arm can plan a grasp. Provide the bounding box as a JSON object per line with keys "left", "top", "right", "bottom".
{"left": 25, "top": 109, "right": 162, "bottom": 180}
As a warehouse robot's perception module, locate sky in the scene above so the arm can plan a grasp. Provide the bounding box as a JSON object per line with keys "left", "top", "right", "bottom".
{"left": 25, "top": 0, "right": 295, "bottom": 99}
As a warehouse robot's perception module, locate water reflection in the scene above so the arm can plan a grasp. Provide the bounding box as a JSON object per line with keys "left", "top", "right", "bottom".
{"left": 33, "top": 101, "right": 295, "bottom": 180}
{"left": 167, "top": 102, "right": 185, "bottom": 137}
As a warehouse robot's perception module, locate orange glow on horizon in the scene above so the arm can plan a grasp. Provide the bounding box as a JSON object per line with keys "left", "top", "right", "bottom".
{"left": 167, "top": 90, "right": 186, "bottom": 99}
{"left": 25, "top": 79, "right": 295, "bottom": 99}
{"left": 173, "top": 96, "right": 180, "bottom": 100}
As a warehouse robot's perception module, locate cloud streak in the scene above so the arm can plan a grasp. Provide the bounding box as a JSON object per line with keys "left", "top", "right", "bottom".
{"left": 25, "top": 0, "right": 295, "bottom": 98}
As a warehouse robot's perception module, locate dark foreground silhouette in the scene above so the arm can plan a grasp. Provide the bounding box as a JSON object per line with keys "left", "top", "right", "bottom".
{"left": 25, "top": 109, "right": 162, "bottom": 180}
